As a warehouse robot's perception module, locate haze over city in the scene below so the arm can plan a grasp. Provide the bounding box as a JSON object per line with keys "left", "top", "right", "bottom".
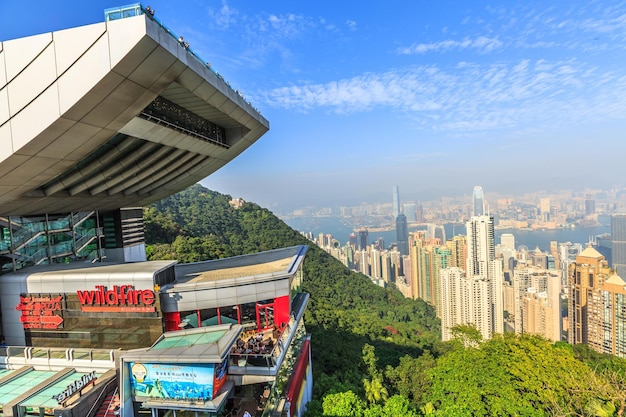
{"left": 3, "top": 0, "right": 626, "bottom": 209}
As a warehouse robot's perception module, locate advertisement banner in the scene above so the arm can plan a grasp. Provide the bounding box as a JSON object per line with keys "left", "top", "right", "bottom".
{"left": 129, "top": 363, "right": 215, "bottom": 401}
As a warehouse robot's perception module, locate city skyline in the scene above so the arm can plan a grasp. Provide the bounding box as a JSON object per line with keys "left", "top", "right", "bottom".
{"left": 3, "top": 1, "right": 626, "bottom": 210}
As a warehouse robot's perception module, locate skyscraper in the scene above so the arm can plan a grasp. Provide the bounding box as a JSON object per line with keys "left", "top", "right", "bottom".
{"left": 513, "top": 267, "right": 561, "bottom": 341}
{"left": 439, "top": 187, "right": 503, "bottom": 341}
{"left": 568, "top": 246, "right": 611, "bottom": 345}
{"left": 594, "top": 274, "right": 626, "bottom": 357}
{"left": 611, "top": 214, "right": 626, "bottom": 278}
{"left": 440, "top": 267, "right": 492, "bottom": 341}
{"left": 472, "top": 186, "right": 485, "bottom": 216}
{"left": 393, "top": 185, "right": 401, "bottom": 218}
{"left": 466, "top": 214, "right": 504, "bottom": 337}
{"left": 358, "top": 228, "right": 369, "bottom": 250}
{"left": 569, "top": 246, "right": 626, "bottom": 357}
{"left": 396, "top": 213, "right": 409, "bottom": 256}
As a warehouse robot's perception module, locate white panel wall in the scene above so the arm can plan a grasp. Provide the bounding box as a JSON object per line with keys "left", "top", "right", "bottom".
{"left": 10, "top": 86, "right": 60, "bottom": 152}
{"left": 0, "top": 87, "right": 9, "bottom": 127}
{"left": 57, "top": 35, "right": 113, "bottom": 116}
{"left": 107, "top": 16, "right": 150, "bottom": 74}
{"left": 3, "top": 32, "right": 52, "bottom": 82}
{"left": 53, "top": 22, "right": 106, "bottom": 75}
{"left": 7, "top": 43, "right": 56, "bottom": 117}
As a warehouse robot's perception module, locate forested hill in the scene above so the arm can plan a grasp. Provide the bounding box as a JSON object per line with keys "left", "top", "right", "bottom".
{"left": 144, "top": 184, "right": 626, "bottom": 417}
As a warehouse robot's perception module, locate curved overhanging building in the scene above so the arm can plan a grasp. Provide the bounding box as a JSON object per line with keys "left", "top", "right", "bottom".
{"left": 0, "top": 4, "right": 268, "bottom": 270}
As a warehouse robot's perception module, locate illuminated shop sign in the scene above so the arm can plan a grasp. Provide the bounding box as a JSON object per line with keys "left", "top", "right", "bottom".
{"left": 77, "top": 285, "right": 156, "bottom": 312}
{"left": 129, "top": 362, "right": 225, "bottom": 402}
{"left": 53, "top": 371, "right": 97, "bottom": 405}
{"left": 16, "top": 295, "right": 64, "bottom": 329}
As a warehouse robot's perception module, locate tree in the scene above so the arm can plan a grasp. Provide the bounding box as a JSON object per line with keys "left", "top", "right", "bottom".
{"left": 322, "top": 391, "right": 366, "bottom": 416}
{"left": 426, "top": 334, "right": 603, "bottom": 416}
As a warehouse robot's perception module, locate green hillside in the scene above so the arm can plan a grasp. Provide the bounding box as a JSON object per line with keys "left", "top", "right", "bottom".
{"left": 144, "top": 184, "right": 626, "bottom": 416}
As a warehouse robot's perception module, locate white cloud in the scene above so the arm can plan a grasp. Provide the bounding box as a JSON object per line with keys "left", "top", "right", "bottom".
{"left": 396, "top": 36, "right": 503, "bottom": 55}
{"left": 346, "top": 20, "right": 357, "bottom": 31}
{"left": 260, "top": 58, "right": 626, "bottom": 133}
{"left": 208, "top": 1, "right": 238, "bottom": 29}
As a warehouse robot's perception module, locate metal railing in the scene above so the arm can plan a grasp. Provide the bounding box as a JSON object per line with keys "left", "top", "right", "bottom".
{"left": 104, "top": 3, "right": 262, "bottom": 117}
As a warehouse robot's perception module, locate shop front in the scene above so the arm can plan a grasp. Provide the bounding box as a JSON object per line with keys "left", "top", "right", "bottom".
{"left": 0, "top": 261, "right": 177, "bottom": 349}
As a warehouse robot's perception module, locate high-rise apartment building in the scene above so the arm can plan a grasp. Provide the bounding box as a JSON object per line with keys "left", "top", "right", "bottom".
{"left": 522, "top": 289, "right": 560, "bottom": 342}
{"left": 408, "top": 232, "right": 451, "bottom": 316}
{"left": 592, "top": 274, "right": 626, "bottom": 357}
{"left": 569, "top": 246, "right": 626, "bottom": 357}
{"left": 466, "top": 214, "right": 504, "bottom": 337}
{"left": 611, "top": 214, "right": 626, "bottom": 278}
{"left": 513, "top": 266, "right": 561, "bottom": 341}
{"left": 568, "top": 246, "right": 612, "bottom": 345}
{"left": 445, "top": 235, "right": 467, "bottom": 270}
{"left": 440, "top": 267, "right": 492, "bottom": 341}
{"left": 439, "top": 187, "right": 503, "bottom": 341}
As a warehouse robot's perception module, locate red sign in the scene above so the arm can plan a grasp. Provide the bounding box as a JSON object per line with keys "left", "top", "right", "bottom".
{"left": 16, "top": 295, "right": 64, "bottom": 329}
{"left": 77, "top": 285, "right": 156, "bottom": 312}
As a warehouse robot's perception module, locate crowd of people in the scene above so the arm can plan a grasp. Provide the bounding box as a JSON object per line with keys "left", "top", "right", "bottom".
{"left": 231, "top": 331, "right": 275, "bottom": 357}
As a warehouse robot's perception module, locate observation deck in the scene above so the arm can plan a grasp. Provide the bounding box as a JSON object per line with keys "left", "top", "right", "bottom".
{"left": 0, "top": 4, "right": 269, "bottom": 216}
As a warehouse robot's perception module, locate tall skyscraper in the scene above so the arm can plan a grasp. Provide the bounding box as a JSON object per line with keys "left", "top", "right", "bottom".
{"left": 593, "top": 274, "right": 626, "bottom": 357}
{"left": 472, "top": 186, "right": 485, "bottom": 216}
{"left": 392, "top": 185, "right": 401, "bottom": 218}
{"left": 439, "top": 187, "right": 503, "bottom": 341}
{"left": 568, "top": 246, "right": 612, "bottom": 345}
{"left": 396, "top": 214, "right": 409, "bottom": 256}
{"left": 611, "top": 214, "right": 626, "bottom": 278}
{"left": 465, "top": 214, "right": 504, "bottom": 337}
{"left": 440, "top": 267, "right": 492, "bottom": 341}
{"left": 358, "top": 228, "right": 369, "bottom": 250}
{"left": 409, "top": 232, "right": 451, "bottom": 316}
{"left": 569, "top": 246, "right": 626, "bottom": 357}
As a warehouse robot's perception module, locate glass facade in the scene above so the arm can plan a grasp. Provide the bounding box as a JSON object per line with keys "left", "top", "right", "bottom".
{"left": 0, "top": 212, "right": 101, "bottom": 274}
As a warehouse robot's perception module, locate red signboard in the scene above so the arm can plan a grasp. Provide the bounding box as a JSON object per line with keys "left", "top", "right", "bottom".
{"left": 77, "top": 285, "right": 156, "bottom": 312}
{"left": 16, "top": 295, "right": 64, "bottom": 329}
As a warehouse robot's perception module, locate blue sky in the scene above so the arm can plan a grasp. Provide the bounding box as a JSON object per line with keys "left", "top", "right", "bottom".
{"left": 2, "top": 1, "right": 625, "bottom": 211}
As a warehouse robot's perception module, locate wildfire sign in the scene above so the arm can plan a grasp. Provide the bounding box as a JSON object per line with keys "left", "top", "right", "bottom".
{"left": 77, "top": 285, "right": 156, "bottom": 312}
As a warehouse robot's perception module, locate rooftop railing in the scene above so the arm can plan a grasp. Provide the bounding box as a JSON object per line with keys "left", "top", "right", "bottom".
{"left": 104, "top": 4, "right": 262, "bottom": 117}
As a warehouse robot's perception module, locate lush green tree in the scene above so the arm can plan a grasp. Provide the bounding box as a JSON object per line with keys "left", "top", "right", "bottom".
{"left": 385, "top": 352, "right": 435, "bottom": 406}
{"left": 364, "top": 395, "right": 421, "bottom": 417}
{"left": 426, "top": 334, "right": 604, "bottom": 416}
{"left": 322, "top": 391, "right": 366, "bottom": 416}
